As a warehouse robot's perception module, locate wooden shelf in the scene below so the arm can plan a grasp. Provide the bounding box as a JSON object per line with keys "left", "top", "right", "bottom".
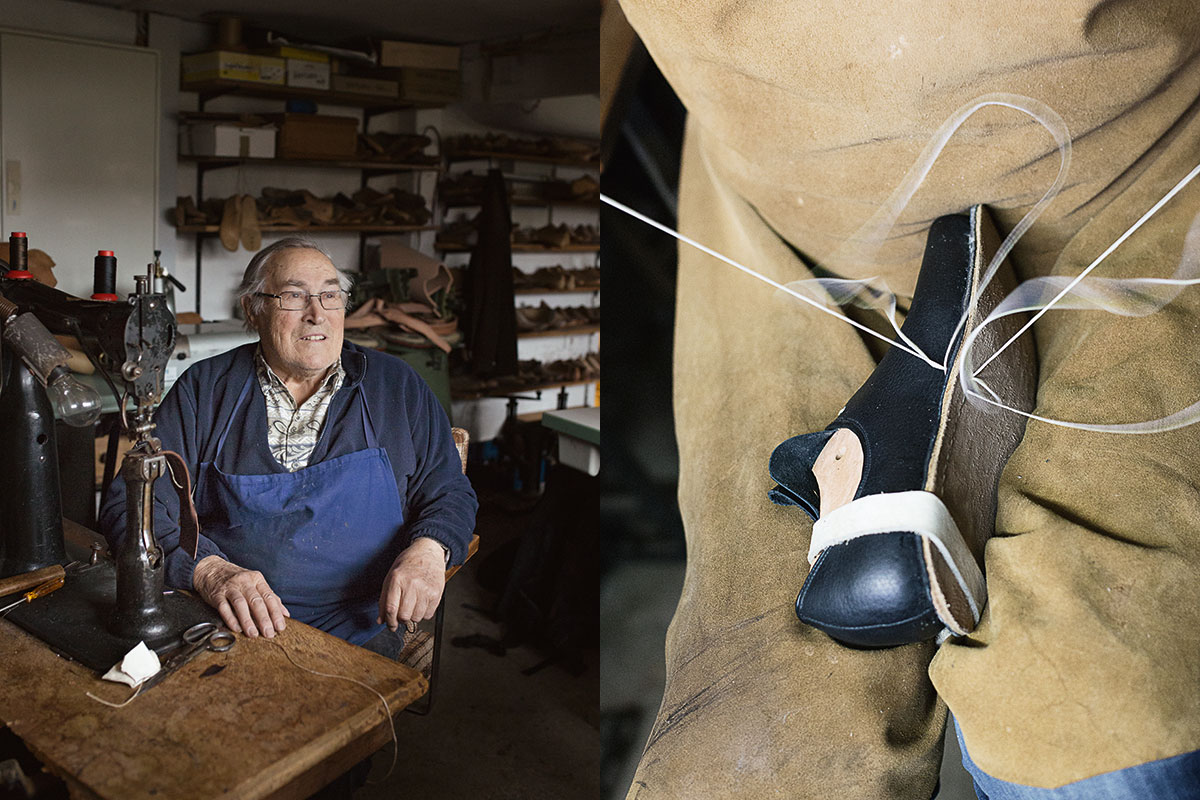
{"left": 517, "top": 325, "right": 599, "bottom": 339}
{"left": 177, "top": 223, "right": 437, "bottom": 235}
{"left": 451, "top": 377, "right": 599, "bottom": 401}
{"left": 180, "top": 78, "right": 438, "bottom": 111}
{"left": 436, "top": 242, "right": 599, "bottom": 253}
{"left": 442, "top": 196, "right": 600, "bottom": 210}
{"left": 180, "top": 154, "right": 441, "bottom": 174}
{"left": 514, "top": 286, "right": 600, "bottom": 294}
{"left": 516, "top": 405, "right": 591, "bottom": 423}
{"left": 444, "top": 148, "right": 599, "bottom": 169}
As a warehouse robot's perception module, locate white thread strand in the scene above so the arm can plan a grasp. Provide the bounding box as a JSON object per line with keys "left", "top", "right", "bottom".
{"left": 266, "top": 640, "right": 400, "bottom": 783}
{"left": 87, "top": 684, "right": 143, "bottom": 708}
{"left": 600, "top": 194, "right": 944, "bottom": 369}
{"left": 972, "top": 160, "right": 1200, "bottom": 377}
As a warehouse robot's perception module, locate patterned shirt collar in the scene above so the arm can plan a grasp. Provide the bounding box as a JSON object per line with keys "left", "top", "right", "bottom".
{"left": 254, "top": 347, "right": 345, "bottom": 471}
{"left": 254, "top": 347, "right": 344, "bottom": 399}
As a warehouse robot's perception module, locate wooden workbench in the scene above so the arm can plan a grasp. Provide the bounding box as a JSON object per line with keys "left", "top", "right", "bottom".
{"left": 0, "top": 589, "right": 427, "bottom": 799}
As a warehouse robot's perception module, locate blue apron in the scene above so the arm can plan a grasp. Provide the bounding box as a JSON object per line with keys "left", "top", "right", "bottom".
{"left": 193, "top": 374, "right": 404, "bottom": 644}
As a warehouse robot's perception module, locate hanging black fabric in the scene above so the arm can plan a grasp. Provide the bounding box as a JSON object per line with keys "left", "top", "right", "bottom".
{"left": 466, "top": 168, "right": 518, "bottom": 377}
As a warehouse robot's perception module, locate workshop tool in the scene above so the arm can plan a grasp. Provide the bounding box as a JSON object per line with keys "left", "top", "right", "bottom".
{"left": 136, "top": 622, "right": 235, "bottom": 693}
{"left": 0, "top": 564, "right": 64, "bottom": 599}
{"left": 0, "top": 573, "right": 65, "bottom": 615}
{"left": 1, "top": 232, "right": 220, "bottom": 670}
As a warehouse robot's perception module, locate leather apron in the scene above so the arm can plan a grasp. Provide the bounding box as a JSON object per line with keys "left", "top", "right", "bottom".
{"left": 194, "top": 373, "right": 404, "bottom": 644}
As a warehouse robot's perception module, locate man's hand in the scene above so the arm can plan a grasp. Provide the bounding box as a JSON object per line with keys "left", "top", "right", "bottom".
{"left": 377, "top": 538, "right": 447, "bottom": 632}
{"left": 193, "top": 555, "right": 290, "bottom": 638}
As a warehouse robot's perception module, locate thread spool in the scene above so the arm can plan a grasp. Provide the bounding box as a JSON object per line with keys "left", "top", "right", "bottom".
{"left": 6, "top": 232, "right": 33, "bottom": 279}
{"left": 92, "top": 250, "right": 118, "bottom": 301}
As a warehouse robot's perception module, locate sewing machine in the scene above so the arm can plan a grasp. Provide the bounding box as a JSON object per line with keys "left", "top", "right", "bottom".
{"left": 0, "top": 232, "right": 217, "bottom": 670}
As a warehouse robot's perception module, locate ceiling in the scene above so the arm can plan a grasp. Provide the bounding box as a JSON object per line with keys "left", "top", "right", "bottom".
{"left": 67, "top": 0, "right": 599, "bottom": 46}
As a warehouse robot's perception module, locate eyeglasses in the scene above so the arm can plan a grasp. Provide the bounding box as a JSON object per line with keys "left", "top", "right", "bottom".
{"left": 255, "top": 290, "right": 348, "bottom": 311}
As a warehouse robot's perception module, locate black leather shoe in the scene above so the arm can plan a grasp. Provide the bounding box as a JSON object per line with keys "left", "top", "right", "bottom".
{"left": 769, "top": 205, "right": 1037, "bottom": 648}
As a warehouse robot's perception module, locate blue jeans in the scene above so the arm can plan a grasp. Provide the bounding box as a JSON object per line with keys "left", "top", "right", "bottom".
{"left": 953, "top": 718, "right": 1200, "bottom": 800}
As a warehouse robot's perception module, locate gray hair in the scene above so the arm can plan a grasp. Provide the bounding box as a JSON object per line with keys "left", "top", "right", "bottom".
{"left": 236, "top": 237, "right": 352, "bottom": 332}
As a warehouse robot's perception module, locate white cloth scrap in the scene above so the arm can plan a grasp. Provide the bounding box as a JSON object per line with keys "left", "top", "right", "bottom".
{"left": 101, "top": 641, "right": 161, "bottom": 687}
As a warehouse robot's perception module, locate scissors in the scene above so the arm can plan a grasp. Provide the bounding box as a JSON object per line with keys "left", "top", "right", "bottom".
{"left": 139, "top": 622, "right": 235, "bottom": 692}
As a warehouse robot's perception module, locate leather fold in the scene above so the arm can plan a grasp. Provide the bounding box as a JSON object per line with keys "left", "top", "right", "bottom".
{"left": 162, "top": 450, "right": 201, "bottom": 560}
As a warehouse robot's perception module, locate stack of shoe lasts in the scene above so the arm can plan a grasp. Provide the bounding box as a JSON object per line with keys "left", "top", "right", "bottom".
{"left": 449, "top": 352, "right": 600, "bottom": 397}
{"left": 356, "top": 132, "right": 438, "bottom": 165}
{"left": 175, "top": 195, "right": 261, "bottom": 252}
{"left": 441, "top": 220, "right": 599, "bottom": 251}
{"left": 574, "top": 266, "right": 601, "bottom": 288}
{"left": 177, "top": 188, "right": 432, "bottom": 251}
{"left": 443, "top": 133, "right": 600, "bottom": 164}
{"left": 436, "top": 214, "right": 478, "bottom": 249}
{"left": 541, "top": 175, "right": 600, "bottom": 203}
{"left": 174, "top": 196, "right": 213, "bottom": 227}
{"left": 511, "top": 265, "right": 600, "bottom": 290}
{"left": 530, "top": 224, "right": 572, "bottom": 248}
{"left": 509, "top": 180, "right": 545, "bottom": 205}
{"left": 329, "top": 187, "right": 430, "bottom": 226}
{"left": 509, "top": 224, "right": 600, "bottom": 249}
{"left": 514, "top": 302, "right": 600, "bottom": 333}
{"left": 569, "top": 224, "right": 599, "bottom": 245}
{"left": 437, "top": 172, "right": 488, "bottom": 206}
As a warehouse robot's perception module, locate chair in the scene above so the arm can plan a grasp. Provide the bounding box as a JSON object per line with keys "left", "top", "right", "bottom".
{"left": 399, "top": 426, "right": 479, "bottom": 714}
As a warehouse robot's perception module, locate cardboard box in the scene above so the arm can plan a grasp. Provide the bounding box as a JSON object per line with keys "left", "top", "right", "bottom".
{"left": 287, "top": 58, "right": 330, "bottom": 91}
{"left": 184, "top": 122, "right": 276, "bottom": 158}
{"left": 388, "top": 68, "right": 460, "bottom": 104}
{"left": 332, "top": 74, "right": 399, "bottom": 99}
{"left": 270, "top": 113, "right": 359, "bottom": 160}
{"left": 379, "top": 40, "right": 460, "bottom": 71}
{"left": 181, "top": 50, "right": 285, "bottom": 85}
{"left": 267, "top": 46, "right": 329, "bottom": 63}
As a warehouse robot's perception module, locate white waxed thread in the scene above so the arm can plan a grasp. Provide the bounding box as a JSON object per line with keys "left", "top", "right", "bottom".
{"left": 600, "top": 194, "right": 945, "bottom": 370}
{"left": 972, "top": 158, "right": 1200, "bottom": 377}
{"left": 265, "top": 639, "right": 400, "bottom": 783}
{"left": 605, "top": 93, "right": 1200, "bottom": 435}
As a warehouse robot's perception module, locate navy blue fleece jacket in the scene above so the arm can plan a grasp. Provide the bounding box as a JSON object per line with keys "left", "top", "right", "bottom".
{"left": 99, "top": 342, "right": 478, "bottom": 633}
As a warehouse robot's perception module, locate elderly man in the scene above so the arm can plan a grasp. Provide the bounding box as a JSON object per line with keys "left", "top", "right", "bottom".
{"left": 100, "top": 237, "right": 477, "bottom": 653}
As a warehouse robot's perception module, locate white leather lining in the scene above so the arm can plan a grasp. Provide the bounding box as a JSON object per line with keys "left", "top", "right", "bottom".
{"left": 809, "top": 491, "right": 986, "bottom": 624}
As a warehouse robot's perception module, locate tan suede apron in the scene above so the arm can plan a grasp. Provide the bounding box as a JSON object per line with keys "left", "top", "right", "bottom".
{"left": 618, "top": 0, "right": 1200, "bottom": 794}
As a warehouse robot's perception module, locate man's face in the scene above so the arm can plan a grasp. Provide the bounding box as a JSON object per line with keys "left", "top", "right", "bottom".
{"left": 251, "top": 248, "right": 345, "bottom": 383}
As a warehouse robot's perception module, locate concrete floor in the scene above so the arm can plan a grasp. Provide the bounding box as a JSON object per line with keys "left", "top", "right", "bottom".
{"left": 357, "top": 494, "right": 600, "bottom": 800}
{"left": 600, "top": 560, "right": 978, "bottom": 800}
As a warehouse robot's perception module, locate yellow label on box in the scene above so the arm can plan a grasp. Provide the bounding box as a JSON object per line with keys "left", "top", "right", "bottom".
{"left": 181, "top": 51, "right": 286, "bottom": 86}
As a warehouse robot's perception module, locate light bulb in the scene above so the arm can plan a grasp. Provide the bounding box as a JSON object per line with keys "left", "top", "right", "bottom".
{"left": 47, "top": 372, "right": 102, "bottom": 426}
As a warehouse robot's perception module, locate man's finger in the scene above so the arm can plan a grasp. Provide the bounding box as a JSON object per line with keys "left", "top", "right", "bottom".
{"left": 379, "top": 583, "right": 400, "bottom": 629}
{"left": 397, "top": 592, "right": 417, "bottom": 626}
{"left": 263, "top": 592, "right": 288, "bottom": 632}
{"left": 216, "top": 599, "right": 241, "bottom": 633}
{"left": 248, "top": 595, "right": 275, "bottom": 638}
{"left": 229, "top": 595, "right": 259, "bottom": 637}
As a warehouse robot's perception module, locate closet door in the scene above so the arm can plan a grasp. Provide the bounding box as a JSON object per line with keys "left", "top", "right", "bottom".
{"left": 1, "top": 30, "right": 158, "bottom": 298}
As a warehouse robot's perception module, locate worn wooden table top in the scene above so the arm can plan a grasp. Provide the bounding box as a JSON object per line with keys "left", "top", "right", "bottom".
{"left": 0, "top": 528, "right": 428, "bottom": 799}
